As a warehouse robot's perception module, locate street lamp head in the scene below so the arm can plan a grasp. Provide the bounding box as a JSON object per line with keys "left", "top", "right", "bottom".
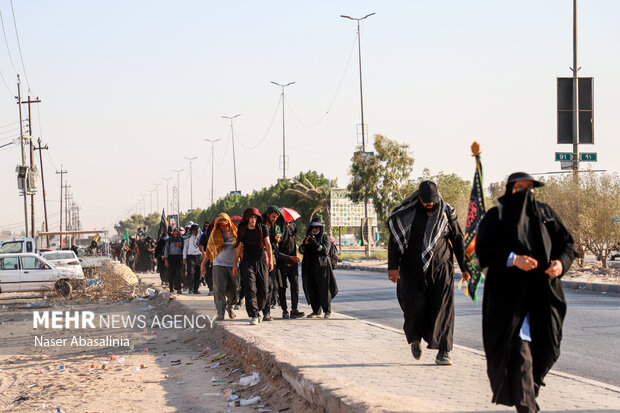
{"left": 340, "top": 14, "right": 353, "bottom": 20}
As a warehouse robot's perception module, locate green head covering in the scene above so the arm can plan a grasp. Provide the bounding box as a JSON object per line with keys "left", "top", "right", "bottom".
{"left": 265, "top": 205, "right": 283, "bottom": 236}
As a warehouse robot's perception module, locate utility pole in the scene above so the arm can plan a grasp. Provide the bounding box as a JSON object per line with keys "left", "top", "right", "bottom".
{"left": 341, "top": 12, "right": 375, "bottom": 256}
{"left": 64, "top": 187, "right": 72, "bottom": 247}
{"left": 34, "top": 139, "right": 50, "bottom": 247}
{"left": 221, "top": 114, "right": 241, "bottom": 192}
{"left": 154, "top": 183, "right": 161, "bottom": 213}
{"left": 20, "top": 95, "right": 41, "bottom": 238}
{"left": 571, "top": 0, "right": 580, "bottom": 173}
{"left": 163, "top": 177, "right": 172, "bottom": 214}
{"left": 184, "top": 156, "right": 198, "bottom": 210}
{"left": 56, "top": 166, "right": 67, "bottom": 247}
{"left": 270, "top": 81, "right": 295, "bottom": 179}
{"left": 173, "top": 169, "right": 184, "bottom": 215}
{"left": 16, "top": 75, "right": 28, "bottom": 236}
{"left": 204, "top": 139, "right": 221, "bottom": 205}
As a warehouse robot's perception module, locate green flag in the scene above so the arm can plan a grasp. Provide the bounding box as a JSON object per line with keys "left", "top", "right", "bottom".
{"left": 123, "top": 230, "right": 130, "bottom": 247}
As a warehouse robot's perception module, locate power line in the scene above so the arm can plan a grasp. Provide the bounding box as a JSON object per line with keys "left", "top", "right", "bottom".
{"left": 285, "top": 31, "right": 358, "bottom": 128}
{"left": 235, "top": 94, "right": 282, "bottom": 150}
{"left": 0, "top": 9, "right": 18, "bottom": 74}
{"left": 9, "top": 0, "right": 32, "bottom": 93}
{"left": 0, "top": 67, "right": 12, "bottom": 96}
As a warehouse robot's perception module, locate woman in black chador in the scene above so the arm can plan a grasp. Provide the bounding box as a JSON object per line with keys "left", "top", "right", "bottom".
{"left": 300, "top": 218, "right": 338, "bottom": 318}
{"left": 476, "top": 172, "right": 576, "bottom": 413}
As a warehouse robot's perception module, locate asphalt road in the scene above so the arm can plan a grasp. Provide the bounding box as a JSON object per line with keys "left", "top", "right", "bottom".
{"left": 331, "top": 268, "right": 620, "bottom": 387}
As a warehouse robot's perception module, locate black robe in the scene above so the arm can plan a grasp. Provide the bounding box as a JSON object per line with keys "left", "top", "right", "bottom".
{"left": 476, "top": 197, "right": 575, "bottom": 406}
{"left": 388, "top": 204, "right": 467, "bottom": 350}
{"left": 300, "top": 231, "right": 338, "bottom": 313}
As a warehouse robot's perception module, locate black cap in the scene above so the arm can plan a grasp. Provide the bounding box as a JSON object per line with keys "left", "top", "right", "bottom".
{"left": 507, "top": 172, "right": 544, "bottom": 188}
{"left": 419, "top": 181, "right": 440, "bottom": 203}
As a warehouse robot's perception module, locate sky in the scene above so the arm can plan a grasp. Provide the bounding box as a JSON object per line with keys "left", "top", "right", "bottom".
{"left": 1, "top": 0, "right": 619, "bottom": 236}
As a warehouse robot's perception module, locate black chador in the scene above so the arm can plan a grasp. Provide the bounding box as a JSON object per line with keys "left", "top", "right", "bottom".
{"left": 388, "top": 181, "right": 468, "bottom": 365}
{"left": 476, "top": 172, "right": 576, "bottom": 412}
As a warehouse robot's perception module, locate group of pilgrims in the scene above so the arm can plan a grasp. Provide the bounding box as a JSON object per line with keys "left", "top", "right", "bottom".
{"left": 119, "top": 171, "right": 574, "bottom": 413}
{"left": 152, "top": 206, "right": 338, "bottom": 325}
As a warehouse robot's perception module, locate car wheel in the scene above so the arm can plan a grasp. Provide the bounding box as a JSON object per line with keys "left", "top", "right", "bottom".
{"left": 55, "top": 280, "right": 73, "bottom": 297}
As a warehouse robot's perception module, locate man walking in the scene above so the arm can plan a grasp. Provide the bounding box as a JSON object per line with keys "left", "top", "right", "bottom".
{"left": 476, "top": 172, "right": 576, "bottom": 413}
{"left": 275, "top": 216, "right": 304, "bottom": 319}
{"left": 183, "top": 224, "right": 203, "bottom": 294}
{"left": 262, "top": 206, "right": 281, "bottom": 319}
{"left": 387, "top": 181, "right": 469, "bottom": 366}
{"left": 206, "top": 213, "right": 239, "bottom": 320}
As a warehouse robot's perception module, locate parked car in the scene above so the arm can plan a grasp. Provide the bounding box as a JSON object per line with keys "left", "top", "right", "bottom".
{"left": 0, "top": 253, "right": 85, "bottom": 296}
{"left": 40, "top": 250, "right": 84, "bottom": 277}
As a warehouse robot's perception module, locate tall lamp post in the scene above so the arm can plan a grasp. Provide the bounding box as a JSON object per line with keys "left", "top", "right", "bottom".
{"left": 341, "top": 12, "right": 375, "bottom": 256}
{"left": 163, "top": 177, "right": 172, "bottom": 214}
{"left": 184, "top": 156, "right": 198, "bottom": 210}
{"left": 204, "top": 139, "right": 221, "bottom": 205}
{"left": 153, "top": 183, "right": 161, "bottom": 213}
{"left": 270, "top": 81, "right": 295, "bottom": 179}
{"left": 172, "top": 169, "right": 184, "bottom": 216}
{"left": 221, "top": 114, "right": 241, "bottom": 193}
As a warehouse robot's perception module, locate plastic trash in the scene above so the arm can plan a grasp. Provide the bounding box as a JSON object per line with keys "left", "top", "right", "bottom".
{"left": 144, "top": 348, "right": 149, "bottom": 354}
{"left": 240, "top": 396, "right": 260, "bottom": 406}
{"left": 210, "top": 362, "right": 220, "bottom": 368}
{"left": 258, "top": 409, "right": 272, "bottom": 413}
{"left": 146, "top": 287, "right": 156, "bottom": 297}
{"left": 226, "top": 395, "right": 239, "bottom": 402}
{"left": 110, "top": 355, "right": 118, "bottom": 361}
{"left": 210, "top": 377, "right": 223, "bottom": 382}
{"left": 239, "top": 372, "right": 260, "bottom": 387}
{"left": 85, "top": 278, "right": 103, "bottom": 287}
{"left": 117, "top": 357, "right": 126, "bottom": 364}
{"left": 202, "top": 347, "right": 211, "bottom": 354}
{"left": 57, "top": 365, "right": 65, "bottom": 370}
{"left": 177, "top": 381, "right": 184, "bottom": 385}
{"left": 222, "top": 388, "right": 235, "bottom": 398}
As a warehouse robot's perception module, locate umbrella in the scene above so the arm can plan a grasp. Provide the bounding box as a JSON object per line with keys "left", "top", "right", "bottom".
{"left": 230, "top": 215, "right": 242, "bottom": 228}
{"left": 280, "top": 207, "right": 301, "bottom": 222}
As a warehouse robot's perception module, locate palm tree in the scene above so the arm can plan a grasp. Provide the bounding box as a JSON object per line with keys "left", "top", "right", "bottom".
{"left": 285, "top": 176, "right": 337, "bottom": 236}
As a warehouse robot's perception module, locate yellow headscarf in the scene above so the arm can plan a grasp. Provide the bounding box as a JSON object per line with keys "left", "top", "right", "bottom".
{"left": 206, "top": 213, "right": 238, "bottom": 261}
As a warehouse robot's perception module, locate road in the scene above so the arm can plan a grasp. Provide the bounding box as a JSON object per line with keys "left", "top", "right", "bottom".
{"left": 331, "top": 268, "right": 620, "bottom": 387}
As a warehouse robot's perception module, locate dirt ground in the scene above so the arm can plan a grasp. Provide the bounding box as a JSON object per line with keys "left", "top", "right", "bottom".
{"left": 0, "top": 292, "right": 315, "bottom": 413}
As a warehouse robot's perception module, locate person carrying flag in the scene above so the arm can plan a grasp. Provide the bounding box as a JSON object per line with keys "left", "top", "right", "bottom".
{"left": 476, "top": 172, "right": 576, "bottom": 413}
{"left": 387, "top": 181, "right": 470, "bottom": 366}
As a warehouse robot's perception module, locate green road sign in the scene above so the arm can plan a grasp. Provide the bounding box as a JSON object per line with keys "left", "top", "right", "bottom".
{"left": 555, "top": 152, "right": 572, "bottom": 161}
{"left": 580, "top": 152, "right": 597, "bottom": 162}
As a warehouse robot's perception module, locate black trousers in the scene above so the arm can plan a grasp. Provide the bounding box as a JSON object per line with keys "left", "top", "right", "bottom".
{"left": 508, "top": 339, "right": 539, "bottom": 413}
{"left": 157, "top": 256, "right": 167, "bottom": 283}
{"left": 241, "top": 258, "right": 268, "bottom": 318}
{"left": 205, "top": 260, "right": 214, "bottom": 292}
{"left": 277, "top": 264, "right": 300, "bottom": 312}
{"left": 167, "top": 255, "right": 182, "bottom": 292}
{"left": 187, "top": 254, "right": 203, "bottom": 293}
{"left": 262, "top": 269, "right": 277, "bottom": 315}
{"left": 306, "top": 267, "right": 331, "bottom": 315}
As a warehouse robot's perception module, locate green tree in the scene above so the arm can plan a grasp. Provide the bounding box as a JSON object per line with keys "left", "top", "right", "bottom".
{"left": 285, "top": 172, "right": 336, "bottom": 235}
{"left": 114, "top": 212, "right": 160, "bottom": 238}
{"left": 347, "top": 134, "right": 414, "bottom": 227}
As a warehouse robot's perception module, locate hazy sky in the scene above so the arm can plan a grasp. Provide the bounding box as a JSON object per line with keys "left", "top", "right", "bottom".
{"left": 1, "top": 1, "right": 619, "bottom": 235}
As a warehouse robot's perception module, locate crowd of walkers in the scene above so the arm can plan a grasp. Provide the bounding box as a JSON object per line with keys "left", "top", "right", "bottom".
{"left": 120, "top": 206, "right": 338, "bottom": 324}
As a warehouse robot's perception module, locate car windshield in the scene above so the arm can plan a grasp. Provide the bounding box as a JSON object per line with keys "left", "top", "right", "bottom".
{"left": 43, "top": 252, "right": 75, "bottom": 260}
{"left": 0, "top": 241, "right": 23, "bottom": 254}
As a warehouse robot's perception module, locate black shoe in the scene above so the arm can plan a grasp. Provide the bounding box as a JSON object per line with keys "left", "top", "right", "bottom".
{"left": 193, "top": 290, "right": 200, "bottom": 294}
{"left": 282, "top": 311, "right": 290, "bottom": 319}
{"left": 290, "top": 310, "right": 305, "bottom": 319}
{"left": 410, "top": 341, "right": 423, "bottom": 360}
{"left": 177, "top": 290, "right": 183, "bottom": 295}
{"left": 435, "top": 351, "right": 453, "bottom": 366}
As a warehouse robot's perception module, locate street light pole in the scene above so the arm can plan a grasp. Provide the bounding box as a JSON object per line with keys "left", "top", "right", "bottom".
{"left": 221, "top": 114, "right": 241, "bottom": 192}
{"left": 571, "top": 0, "right": 580, "bottom": 173}
{"left": 154, "top": 183, "right": 161, "bottom": 213}
{"left": 184, "top": 156, "right": 198, "bottom": 210}
{"left": 163, "top": 177, "right": 172, "bottom": 214}
{"left": 270, "top": 81, "right": 295, "bottom": 179}
{"left": 204, "top": 139, "right": 221, "bottom": 205}
{"left": 148, "top": 189, "right": 155, "bottom": 213}
{"left": 172, "top": 169, "right": 184, "bottom": 216}
{"left": 342, "top": 12, "right": 375, "bottom": 257}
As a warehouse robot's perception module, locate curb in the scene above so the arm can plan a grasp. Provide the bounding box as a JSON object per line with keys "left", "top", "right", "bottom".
{"left": 336, "top": 265, "right": 620, "bottom": 296}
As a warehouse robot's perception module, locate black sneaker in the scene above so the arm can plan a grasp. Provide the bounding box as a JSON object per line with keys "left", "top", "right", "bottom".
{"left": 290, "top": 310, "right": 305, "bottom": 319}
{"left": 435, "top": 351, "right": 453, "bottom": 366}
{"left": 282, "top": 311, "right": 290, "bottom": 319}
{"left": 411, "top": 341, "right": 423, "bottom": 360}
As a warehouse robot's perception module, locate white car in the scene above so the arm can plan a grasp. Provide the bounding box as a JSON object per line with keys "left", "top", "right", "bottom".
{"left": 0, "top": 253, "right": 85, "bottom": 296}
{"left": 41, "top": 250, "right": 84, "bottom": 276}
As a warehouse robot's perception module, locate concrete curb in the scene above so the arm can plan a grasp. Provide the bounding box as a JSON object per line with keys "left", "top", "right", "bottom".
{"left": 337, "top": 264, "right": 620, "bottom": 296}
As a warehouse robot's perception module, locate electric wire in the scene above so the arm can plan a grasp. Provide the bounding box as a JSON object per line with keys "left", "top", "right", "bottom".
{"left": 0, "top": 67, "right": 12, "bottom": 96}
{"left": 9, "top": 0, "right": 32, "bottom": 93}
{"left": 215, "top": 133, "right": 231, "bottom": 166}
{"left": 286, "top": 31, "right": 358, "bottom": 128}
{"left": 0, "top": 9, "right": 18, "bottom": 74}
{"left": 234, "top": 94, "right": 282, "bottom": 150}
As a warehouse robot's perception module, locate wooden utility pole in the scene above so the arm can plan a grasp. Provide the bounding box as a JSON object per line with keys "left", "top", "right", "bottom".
{"left": 35, "top": 139, "right": 50, "bottom": 247}
{"left": 56, "top": 167, "right": 67, "bottom": 247}
{"left": 16, "top": 75, "right": 28, "bottom": 236}
{"left": 20, "top": 95, "right": 41, "bottom": 238}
